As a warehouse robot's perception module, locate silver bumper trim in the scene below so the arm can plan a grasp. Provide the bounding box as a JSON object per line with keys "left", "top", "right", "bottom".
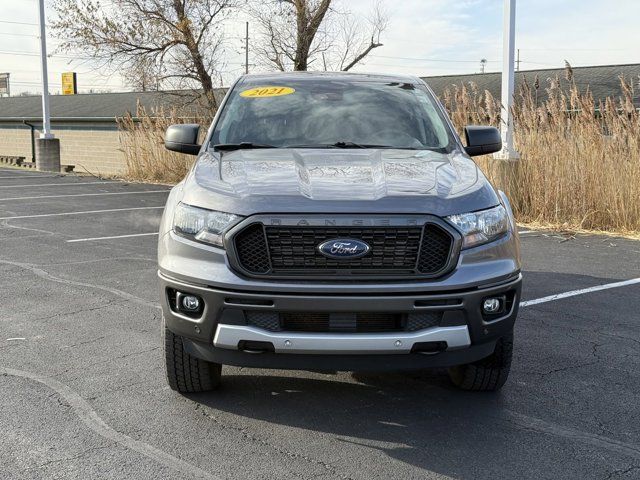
{"left": 213, "top": 324, "right": 471, "bottom": 355}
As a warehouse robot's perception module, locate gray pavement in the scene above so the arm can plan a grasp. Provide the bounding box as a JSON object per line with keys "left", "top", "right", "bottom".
{"left": 1, "top": 166, "right": 639, "bottom": 480}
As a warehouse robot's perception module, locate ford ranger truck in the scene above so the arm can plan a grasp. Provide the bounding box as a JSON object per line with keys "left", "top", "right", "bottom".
{"left": 158, "top": 72, "right": 522, "bottom": 393}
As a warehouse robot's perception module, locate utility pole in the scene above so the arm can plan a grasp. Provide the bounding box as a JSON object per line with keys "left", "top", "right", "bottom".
{"left": 516, "top": 48, "right": 521, "bottom": 72}
{"left": 38, "top": 0, "right": 52, "bottom": 140}
{"left": 36, "top": 0, "right": 60, "bottom": 172}
{"left": 244, "top": 21, "right": 249, "bottom": 75}
{"left": 494, "top": 0, "right": 519, "bottom": 161}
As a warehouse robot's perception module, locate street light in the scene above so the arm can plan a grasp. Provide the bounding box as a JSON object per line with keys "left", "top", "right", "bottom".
{"left": 36, "top": 0, "right": 60, "bottom": 172}
{"left": 37, "top": 0, "right": 53, "bottom": 140}
{"left": 494, "top": 0, "right": 519, "bottom": 161}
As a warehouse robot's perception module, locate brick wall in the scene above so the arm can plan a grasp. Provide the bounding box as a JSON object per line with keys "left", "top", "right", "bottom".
{"left": 0, "top": 122, "right": 127, "bottom": 175}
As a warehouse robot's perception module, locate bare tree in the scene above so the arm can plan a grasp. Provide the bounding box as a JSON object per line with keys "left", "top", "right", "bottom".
{"left": 122, "top": 56, "right": 162, "bottom": 92}
{"left": 50, "top": 0, "right": 241, "bottom": 109}
{"left": 249, "top": 0, "right": 388, "bottom": 72}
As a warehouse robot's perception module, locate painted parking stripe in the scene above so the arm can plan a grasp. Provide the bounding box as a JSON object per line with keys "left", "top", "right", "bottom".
{"left": 0, "top": 189, "right": 169, "bottom": 201}
{"left": 520, "top": 277, "right": 640, "bottom": 307}
{"left": 518, "top": 230, "right": 535, "bottom": 234}
{"left": 0, "top": 181, "right": 122, "bottom": 188}
{"left": 0, "top": 206, "right": 164, "bottom": 220}
{"left": 67, "top": 232, "right": 159, "bottom": 243}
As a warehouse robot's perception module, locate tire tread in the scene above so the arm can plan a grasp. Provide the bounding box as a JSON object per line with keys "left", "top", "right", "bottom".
{"left": 163, "top": 320, "right": 221, "bottom": 393}
{"left": 448, "top": 334, "right": 513, "bottom": 391}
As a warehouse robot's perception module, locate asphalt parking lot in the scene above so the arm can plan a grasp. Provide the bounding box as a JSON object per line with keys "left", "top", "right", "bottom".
{"left": 1, "top": 166, "right": 639, "bottom": 480}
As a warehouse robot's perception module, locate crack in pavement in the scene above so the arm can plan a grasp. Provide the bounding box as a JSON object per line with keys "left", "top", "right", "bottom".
{"left": 53, "top": 346, "right": 161, "bottom": 380}
{"left": 62, "top": 335, "right": 108, "bottom": 349}
{"left": 0, "top": 259, "right": 159, "bottom": 310}
{"left": 596, "top": 330, "right": 640, "bottom": 347}
{"left": 27, "top": 299, "right": 121, "bottom": 323}
{"left": 39, "top": 256, "right": 156, "bottom": 267}
{"left": 18, "top": 445, "right": 113, "bottom": 472}
{"left": 603, "top": 465, "right": 640, "bottom": 480}
{"left": 0, "top": 367, "right": 220, "bottom": 480}
{"left": 505, "top": 411, "right": 640, "bottom": 461}
{"left": 0, "top": 220, "right": 61, "bottom": 237}
{"left": 194, "top": 404, "right": 356, "bottom": 480}
{"left": 526, "top": 360, "right": 600, "bottom": 377}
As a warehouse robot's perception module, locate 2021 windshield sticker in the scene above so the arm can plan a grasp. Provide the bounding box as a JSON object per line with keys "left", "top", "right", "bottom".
{"left": 240, "top": 86, "right": 295, "bottom": 98}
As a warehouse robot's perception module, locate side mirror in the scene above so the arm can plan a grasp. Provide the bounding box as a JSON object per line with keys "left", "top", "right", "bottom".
{"left": 164, "top": 124, "right": 201, "bottom": 155}
{"left": 464, "top": 126, "right": 502, "bottom": 157}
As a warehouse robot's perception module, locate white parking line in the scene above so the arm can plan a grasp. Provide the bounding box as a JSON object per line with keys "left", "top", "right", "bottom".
{"left": 520, "top": 277, "right": 640, "bottom": 307}
{"left": 67, "top": 232, "right": 159, "bottom": 243}
{"left": 0, "top": 206, "right": 164, "bottom": 220}
{"left": 0, "top": 190, "right": 169, "bottom": 201}
{"left": 518, "top": 230, "right": 535, "bottom": 234}
{"left": 0, "top": 181, "right": 122, "bottom": 188}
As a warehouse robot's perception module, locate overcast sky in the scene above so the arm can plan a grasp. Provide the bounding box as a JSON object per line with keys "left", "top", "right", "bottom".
{"left": 1, "top": 0, "right": 638, "bottom": 95}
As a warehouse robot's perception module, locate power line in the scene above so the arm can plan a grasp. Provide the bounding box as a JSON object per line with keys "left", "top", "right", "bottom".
{"left": 12, "top": 80, "right": 123, "bottom": 88}
{"left": 369, "top": 54, "right": 498, "bottom": 64}
{"left": 0, "top": 32, "right": 38, "bottom": 38}
{"left": 520, "top": 47, "right": 633, "bottom": 52}
{"left": 0, "top": 50, "right": 92, "bottom": 60}
{"left": 0, "top": 20, "right": 39, "bottom": 26}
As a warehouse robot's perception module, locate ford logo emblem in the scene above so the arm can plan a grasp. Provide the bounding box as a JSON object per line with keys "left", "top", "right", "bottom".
{"left": 317, "top": 238, "right": 370, "bottom": 259}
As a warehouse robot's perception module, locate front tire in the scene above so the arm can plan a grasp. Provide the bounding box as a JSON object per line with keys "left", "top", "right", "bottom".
{"left": 163, "top": 317, "right": 222, "bottom": 393}
{"left": 448, "top": 334, "right": 513, "bottom": 391}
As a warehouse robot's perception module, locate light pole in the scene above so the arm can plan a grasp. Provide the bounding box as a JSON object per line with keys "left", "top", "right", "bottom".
{"left": 36, "top": 0, "right": 60, "bottom": 172}
{"left": 494, "top": 0, "right": 519, "bottom": 160}
{"left": 38, "top": 0, "right": 53, "bottom": 139}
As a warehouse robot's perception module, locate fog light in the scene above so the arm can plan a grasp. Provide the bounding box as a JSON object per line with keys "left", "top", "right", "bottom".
{"left": 181, "top": 295, "right": 201, "bottom": 312}
{"left": 482, "top": 297, "right": 502, "bottom": 314}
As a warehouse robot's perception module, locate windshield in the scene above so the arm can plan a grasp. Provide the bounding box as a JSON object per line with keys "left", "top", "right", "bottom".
{"left": 210, "top": 78, "right": 454, "bottom": 151}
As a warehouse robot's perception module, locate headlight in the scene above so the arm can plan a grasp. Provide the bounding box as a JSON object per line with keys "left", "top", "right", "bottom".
{"left": 447, "top": 205, "right": 509, "bottom": 248}
{"left": 173, "top": 203, "right": 242, "bottom": 248}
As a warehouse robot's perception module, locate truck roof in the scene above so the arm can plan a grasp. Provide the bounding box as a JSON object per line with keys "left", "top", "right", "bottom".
{"left": 239, "top": 71, "right": 423, "bottom": 85}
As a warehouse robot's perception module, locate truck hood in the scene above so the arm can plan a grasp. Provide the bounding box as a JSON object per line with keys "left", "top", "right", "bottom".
{"left": 180, "top": 148, "right": 500, "bottom": 217}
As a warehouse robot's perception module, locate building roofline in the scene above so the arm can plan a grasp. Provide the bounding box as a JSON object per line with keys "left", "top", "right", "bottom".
{"left": 422, "top": 62, "right": 640, "bottom": 79}
{"left": 0, "top": 88, "right": 216, "bottom": 100}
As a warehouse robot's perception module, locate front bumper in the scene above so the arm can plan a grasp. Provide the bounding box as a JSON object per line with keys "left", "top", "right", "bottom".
{"left": 213, "top": 324, "right": 471, "bottom": 354}
{"left": 160, "top": 271, "right": 521, "bottom": 371}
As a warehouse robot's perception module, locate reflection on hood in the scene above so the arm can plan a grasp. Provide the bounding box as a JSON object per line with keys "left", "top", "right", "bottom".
{"left": 193, "top": 148, "right": 481, "bottom": 202}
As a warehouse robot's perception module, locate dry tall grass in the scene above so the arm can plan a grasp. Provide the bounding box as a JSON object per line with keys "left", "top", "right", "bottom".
{"left": 118, "top": 78, "right": 640, "bottom": 233}
{"left": 443, "top": 76, "right": 640, "bottom": 233}
{"left": 117, "top": 104, "right": 211, "bottom": 184}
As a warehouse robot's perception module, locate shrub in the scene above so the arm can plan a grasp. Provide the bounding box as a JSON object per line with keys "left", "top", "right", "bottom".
{"left": 117, "top": 103, "right": 211, "bottom": 184}
{"left": 443, "top": 75, "right": 640, "bottom": 233}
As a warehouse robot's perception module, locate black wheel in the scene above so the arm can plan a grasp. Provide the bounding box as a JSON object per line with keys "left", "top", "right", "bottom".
{"left": 163, "top": 317, "right": 222, "bottom": 393}
{"left": 448, "top": 334, "right": 513, "bottom": 391}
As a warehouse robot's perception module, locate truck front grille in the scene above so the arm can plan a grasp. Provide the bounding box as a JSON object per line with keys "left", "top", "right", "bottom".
{"left": 232, "top": 221, "right": 455, "bottom": 278}
{"left": 246, "top": 311, "right": 443, "bottom": 333}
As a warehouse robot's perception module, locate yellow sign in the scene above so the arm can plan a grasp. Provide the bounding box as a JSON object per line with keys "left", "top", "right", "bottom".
{"left": 62, "top": 72, "right": 77, "bottom": 95}
{"left": 240, "top": 86, "right": 295, "bottom": 98}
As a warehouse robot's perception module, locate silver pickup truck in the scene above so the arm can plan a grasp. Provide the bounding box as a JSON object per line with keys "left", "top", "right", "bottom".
{"left": 158, "top": 72, "right": 521, "bottom": 393}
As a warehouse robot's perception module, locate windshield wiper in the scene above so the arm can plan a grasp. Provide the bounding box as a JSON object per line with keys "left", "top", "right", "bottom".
{"left": 333, "top": 141, "right": 369, "bottom": 148}
{"left": 213, "top": 142, "right": 277, "bottom": 152}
